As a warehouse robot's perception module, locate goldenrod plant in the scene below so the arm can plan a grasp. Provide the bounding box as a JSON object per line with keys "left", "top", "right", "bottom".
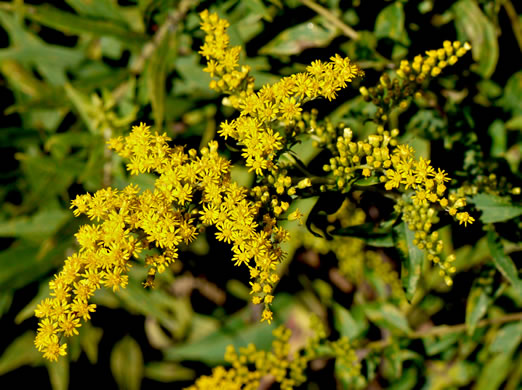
{"left": 0, "top": 1, "right": 521, "bottom": 389}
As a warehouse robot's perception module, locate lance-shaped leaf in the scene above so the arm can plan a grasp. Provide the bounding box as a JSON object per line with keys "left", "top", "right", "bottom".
{"left": 470, "top": 193, "right": 522, "bottom": 223}
{"left": 487, "top": 231, "right": 522, "bottom": 298}
{"left": 396, "top": 222, "right": 424, "bottom": 300}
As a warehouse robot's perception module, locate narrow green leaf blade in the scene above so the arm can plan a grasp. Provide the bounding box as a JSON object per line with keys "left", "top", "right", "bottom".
{"left": 398, "top": 222, "right": 424, "bottom": 300}
{"left": 487, "top": 231, "right": 522, "bottom": 297}
{"left": 364, "top": 302, "right": 411, "bottom": 335}
{"left": 110, "top": 335, "right": 144, "bottom": 390}
{"left": 470, "top": 193, "right": 522, "bottom": 223}
{"left": 465, "top": 286, "right": 490, "bottom": 335}
{"left": 489, "top": 321, "right": 522, "bottom": 353}
{"left": 0, "top": 331, "right": 42, "bottom": 375}
{"left": 46, "top": 356, "right": 69, "bottom": 390}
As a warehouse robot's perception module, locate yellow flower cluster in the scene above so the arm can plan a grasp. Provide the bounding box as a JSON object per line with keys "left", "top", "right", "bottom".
{"left": 35, "top": 123, "right": 291, "bottom": 360}
{"left": 185, "top": 326, "right": 309, "bottom": 390}
{"left": 360, "top": 41, "right": 472, "bottom": 122}
{"left": 34, "top": 186, "right": 143, "bottom": 361}
{"left": 187, "top": 317, "right": 362, "bottom": 390}
{"left": 200, "top": 11, "right": 364, "bottom": 176}
{"left": 199, "top": 9, "right": 252, "bottom": 96}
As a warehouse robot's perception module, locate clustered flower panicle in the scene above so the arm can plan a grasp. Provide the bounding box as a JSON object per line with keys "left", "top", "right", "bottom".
{"left": 200, "top": 9, "right": 364, "bottom": 177}
{"left": 34, "top": 9, "right": 474, "bottom": 363}
{"left": 35, "top": 123, "right": 292, "bottom": 360}
{"left": 186, "top": 317, "right": 363, "bottom": 390}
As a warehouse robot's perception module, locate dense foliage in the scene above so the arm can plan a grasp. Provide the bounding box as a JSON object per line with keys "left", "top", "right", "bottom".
{"left": 0, "top": 1, "right": 521, "bottom": 389}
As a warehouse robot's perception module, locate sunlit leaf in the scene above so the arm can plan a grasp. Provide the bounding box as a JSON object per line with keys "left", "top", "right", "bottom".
{"left": 465, "top": 286, "right": 490, "bottom": 335}
{"left": 470, "top": 193, "right": 522, "bottom": 223}
{"left": 364, "top": 302, "right": 411, "bottom": 335}
{"left": 475, "top": 351, "right": 513, "bottom": 390}
{"left": 453, "top": 0, "right": 498, "bottom": 78}
{"left": 489, "top": 321, "right": 522, "bottom": 354}
{"left": 374, "top": 2, "right": 409, "bottom": 46}
{"left": 260, "top": 16, "right": 338, "bottom": 56}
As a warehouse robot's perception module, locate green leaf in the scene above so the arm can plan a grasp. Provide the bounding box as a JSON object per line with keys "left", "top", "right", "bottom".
{"left": 333, "top": 303, "right": 363, "bottom": 340}
{"left": 382, "top": 343, "right": 403, "bottom": 379}
{"left": 64, "top": 83, "right": 99, "bottom": 134}
{"left": 113, "top": 273, "right": 192, "bottom": 337}
{"left": 79, "top": 322, "right": 103, "bottom": 364}
{"left": 364, "top": 302, "right": 411, "bottom": 335}
{"left": 0, "top": 290, "right": 13, "bottom": 319}
{"left": 64, "top": 0, "right": 129, "bottom": 23}
{"left": 453, "top": 0, "right": 498, "bottom": 78}
{"left": 423, "top": 332, "right": 460, "bottom": 356}
{"left": 0, "top": 239, "right": 71, "bottom": 291}
{"left": 487, "top": 231, "right": 522, "bottom": 297}
{"left": 488, "top": 120, "right": 506, "bottom": 157}
{"left": 332, "top": 222, "right": 394, "bottom": 247}
{"left": 163, "top": 294, "right": 293, "bottom": 365}
{"left": 354, "top": 176, "right": 380, "bottom": 186}
{"left": 259, "top": 16, "right": 338, "bottom": 56}
{"left": 306, "top": 192, "right": 345, "bottom": 239}
{"left": 388, "top": 366, "right": 417, "bottom": 390}
{"left": 475, "top": 351, "right": 513, "bottom": 390}
{"left": 15, "top": 280, "right": 50, "bottom": 324}
{"left": 0, "top": 59, "right": 52, "bottom": 99}
{"left": 173, "top": 54, "right": 215, "bottom": 96}
{"left": 374, "top": 2, "right": 409, "bottom": 46}
{"left": 146, "top": 27, "right": 176, "bottom": 131}
{"left": 465, "top": 286, "right": 490, "bottom": 335}
{"left": 23, "top": 5, "right": 147, "bottom": 48}
{"left": 505, "top": 115, "right": 522, "bottom": 130}
{"left": 0, "top": 10, "right": 84, "bottom": 85}
{"left": 398, "top": 222, "right": 424, "bottom": 300}
{"left": 46, "top": 356, "right": 69, "bottom": 390}
{"left": 0, "top": 208, "right": 70, "bottom": 240}
{"left": 110, "top": 335, "right": 144, "bottom": 390}
{"left": 144, "top": 362, "right": 195, "bottom": 382}
{"left": 470, "top": 193, "right": 522, "bottom": 223}
{"left": 489, "top": 321, "right": 522, "bottom": 353}
{"left": 0, "top": 331, "right": 42, "bottom": 375}
{"left": 497, "top": 71, "right": 522, "bottom": 115}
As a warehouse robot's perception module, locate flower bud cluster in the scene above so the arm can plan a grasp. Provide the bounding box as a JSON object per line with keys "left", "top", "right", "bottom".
{"left": 322, "top": 125, "right": 398, "bottom": 189}
{"left": 396, "top": 200, "right": 456, "bottom": 285}
{"left": 360, "top": 41, "right": 471, "bottom": 122}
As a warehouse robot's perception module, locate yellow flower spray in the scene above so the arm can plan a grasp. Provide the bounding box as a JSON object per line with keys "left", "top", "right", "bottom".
{"left": 34, "top": 10, "right": 473, "bottom": 363}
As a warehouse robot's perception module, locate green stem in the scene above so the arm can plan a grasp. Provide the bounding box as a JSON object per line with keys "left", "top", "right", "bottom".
{"left": 365, "top": 311, "right": 522, "bottom": 352}
{"left": 299, "top": 0, "right": 359, "bottom": 41}
{"left": 503, "top": 0, "right": 522, "bottom": 53}
{"left": 130, "top": 0, "right": 194, "bottom": 74}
